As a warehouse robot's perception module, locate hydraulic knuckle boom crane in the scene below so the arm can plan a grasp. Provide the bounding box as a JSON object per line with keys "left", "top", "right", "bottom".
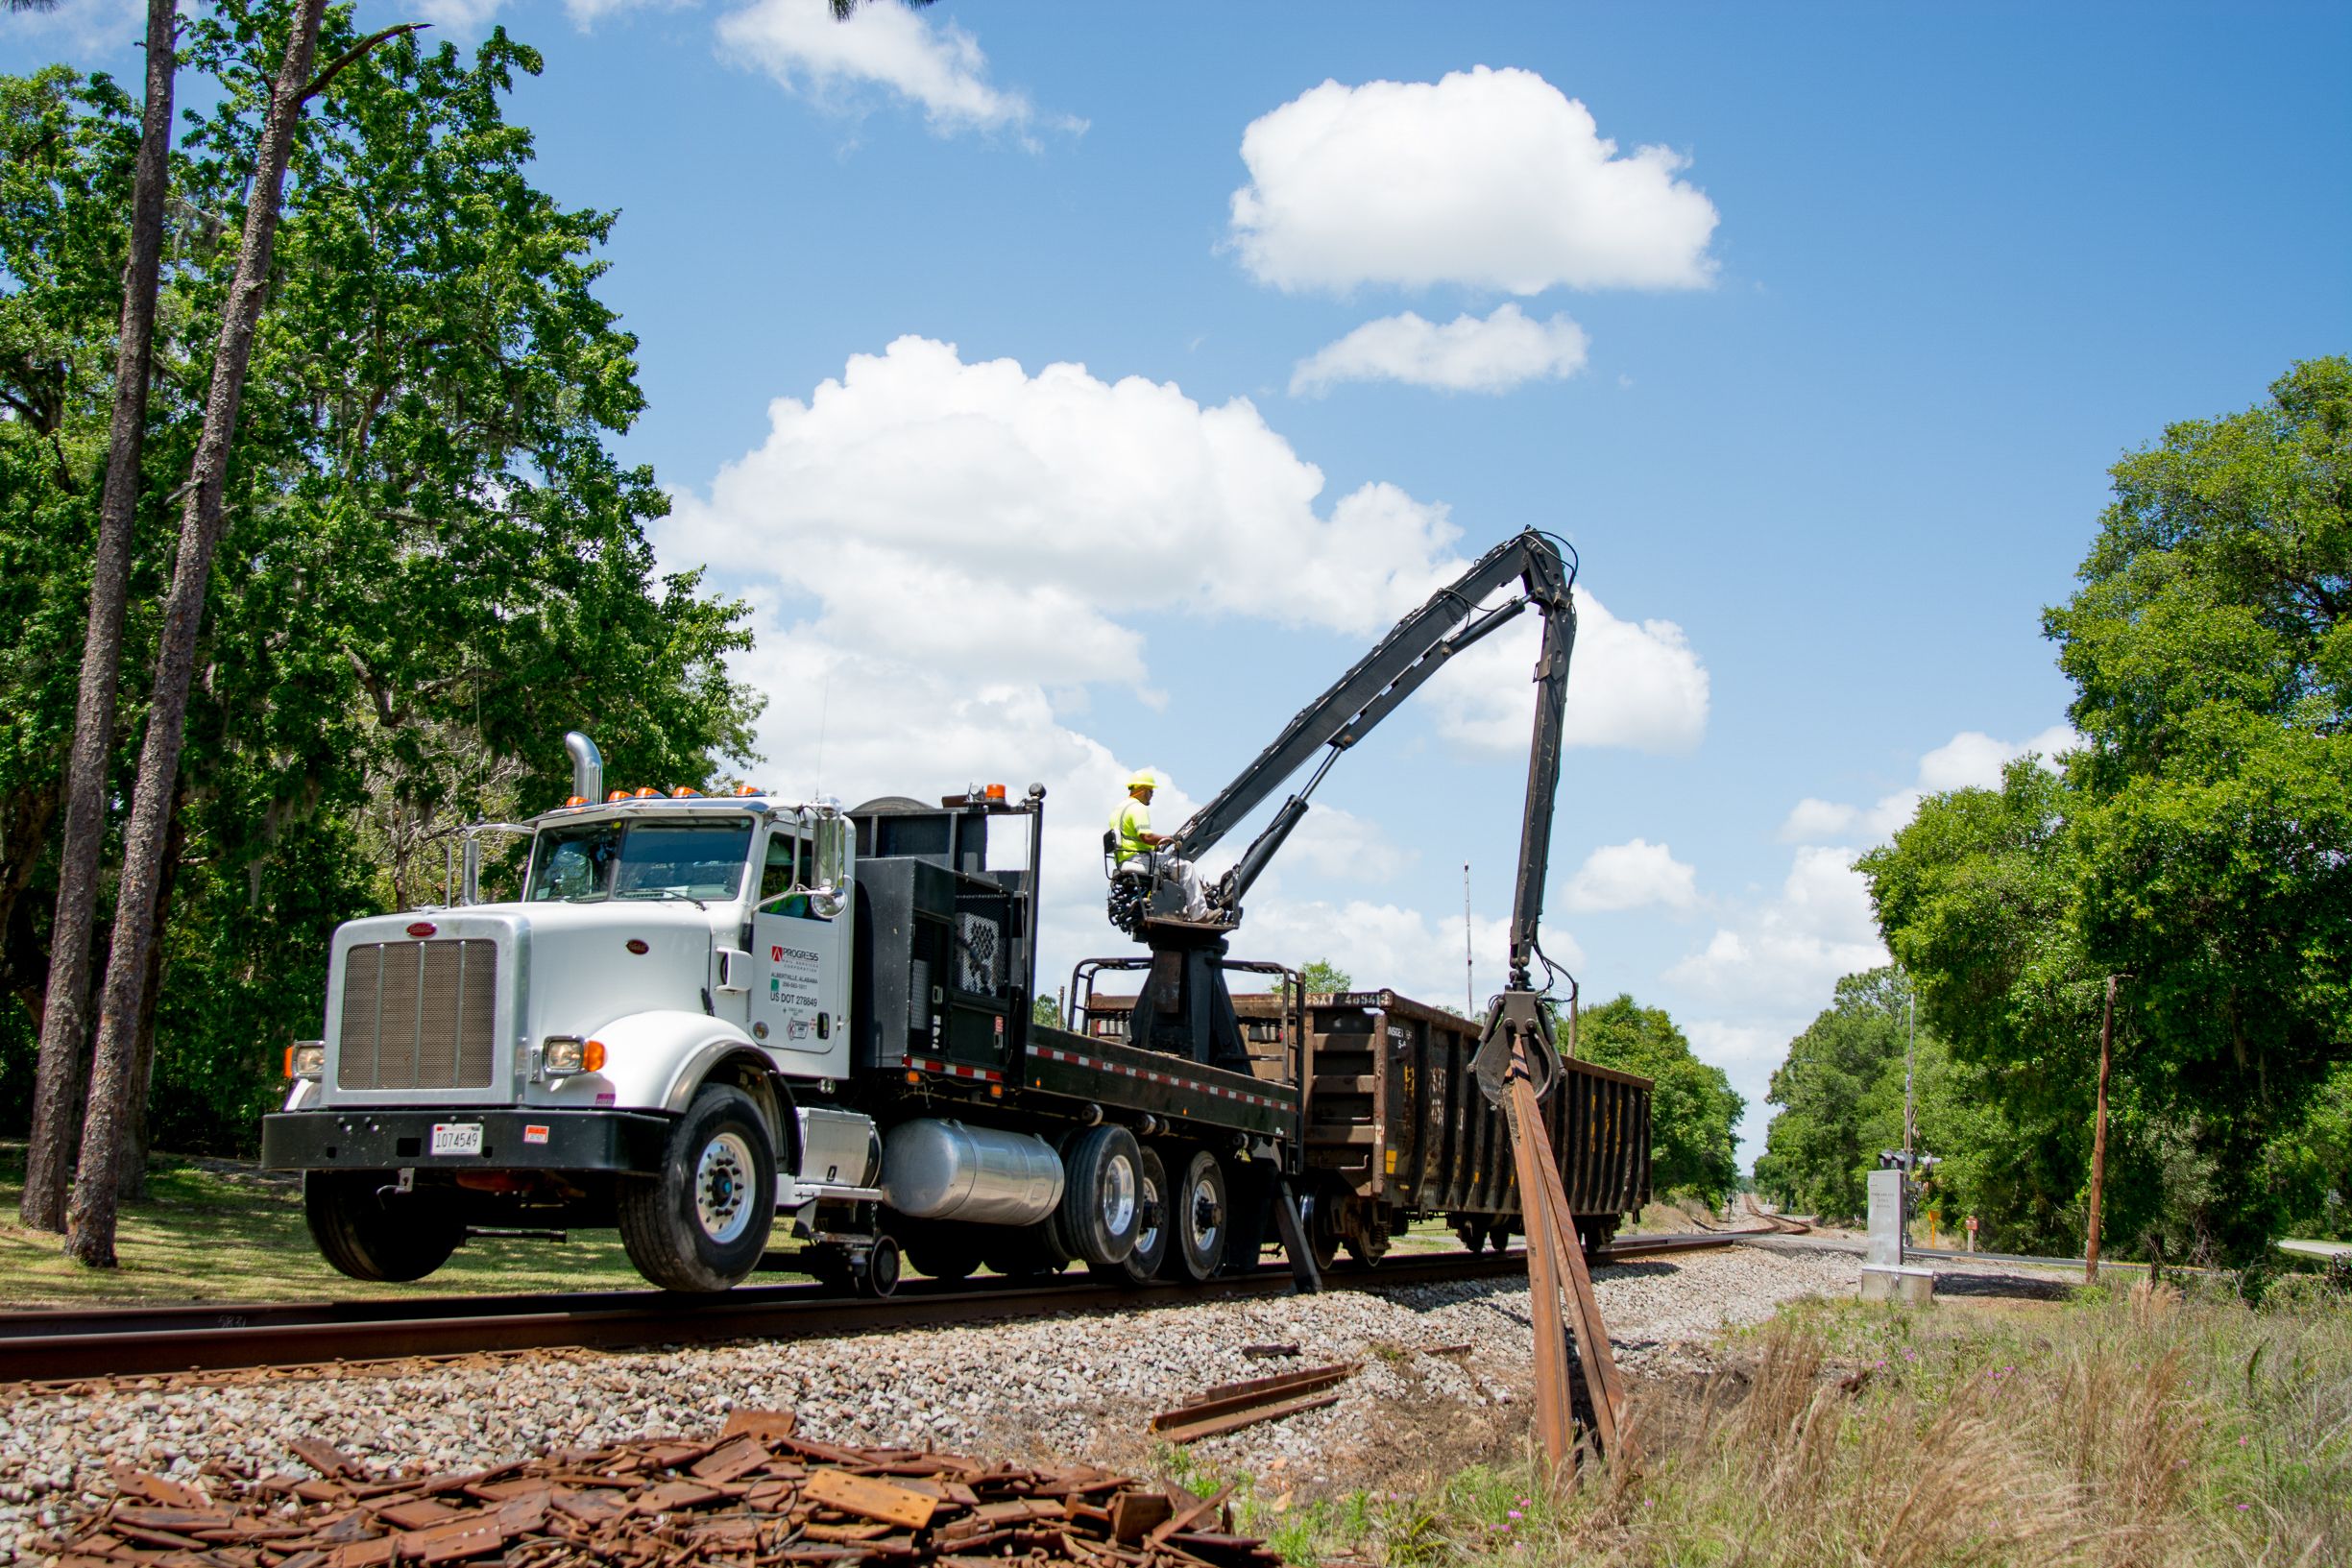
{"left": 1118, "top": 528, "right": 1581, "bottom": 1102}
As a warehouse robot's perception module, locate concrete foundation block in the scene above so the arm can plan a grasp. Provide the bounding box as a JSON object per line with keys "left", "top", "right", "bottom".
{"left": 1860, "top": 1264, "right": 1935, "bottom": 1306}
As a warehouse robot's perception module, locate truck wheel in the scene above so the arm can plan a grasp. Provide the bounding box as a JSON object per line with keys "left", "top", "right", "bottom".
{"left": 1162, "top": 1148, "right": 1228, "bottom": 1284}
{"left": 617, "top": 1084, "right": 775, "bottom": 1291}
{"left": 303, "top": 1170, "right": 462, "bottom": 1283}
{"left": 1099, "top": 1146, "right": 1169, "bottom": 1286}
{"left": 1060, "top": 1124, "right": 1143, "bottom": 1267}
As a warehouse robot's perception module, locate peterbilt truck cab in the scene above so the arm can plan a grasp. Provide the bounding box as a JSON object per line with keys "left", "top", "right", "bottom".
{"left": 260, "top": 735, "right": 888, "bottom": 1292}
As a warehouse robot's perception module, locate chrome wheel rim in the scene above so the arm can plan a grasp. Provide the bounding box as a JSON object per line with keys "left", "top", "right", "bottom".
{"left": 1101, "top": 1152, "right": 1138, "bottom": 1237}
{"left": 696, "top": 1131, "right": 756, "bottom": 1244}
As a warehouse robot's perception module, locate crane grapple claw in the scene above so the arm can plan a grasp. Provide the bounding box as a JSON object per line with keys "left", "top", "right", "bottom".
{"left": 1473, "top": 990, "right": 1562, "bottom": 1105}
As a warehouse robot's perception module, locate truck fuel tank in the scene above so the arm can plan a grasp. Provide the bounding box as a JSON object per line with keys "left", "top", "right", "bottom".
{"left": 882, "top": 1120, "right": 1063, "bottom": 1226}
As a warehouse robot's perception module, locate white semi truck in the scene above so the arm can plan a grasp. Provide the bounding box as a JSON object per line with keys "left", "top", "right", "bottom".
{"left": 262, "top": 530, "right": 1632, "bottom": 1296}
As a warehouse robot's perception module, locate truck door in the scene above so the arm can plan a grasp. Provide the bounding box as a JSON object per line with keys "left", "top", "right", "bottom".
{"left": 749, "top": 826, "right": 850, "bottom": 1073}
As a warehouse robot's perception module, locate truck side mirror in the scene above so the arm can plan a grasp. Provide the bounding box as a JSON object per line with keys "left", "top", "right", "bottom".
{"left": 809, "top": 810, "right": 852, "bottom": 918}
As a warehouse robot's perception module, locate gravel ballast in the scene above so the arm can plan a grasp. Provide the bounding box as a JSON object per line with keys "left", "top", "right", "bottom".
{"left": 0, "top": 1244, "right": 1871, "bottom": 1562}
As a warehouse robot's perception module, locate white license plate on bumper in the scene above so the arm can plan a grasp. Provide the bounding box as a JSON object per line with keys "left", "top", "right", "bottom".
{"left": 429, "top": 1122, "right": 484, "bottom": 1157}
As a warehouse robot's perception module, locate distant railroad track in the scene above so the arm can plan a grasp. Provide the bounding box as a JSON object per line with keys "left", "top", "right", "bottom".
{"left": 0, "top": 1233, "right": 1731, "bottom": 1385}
{"left": 1739, "top": 1194, "right": 1815, "bottom": 1235}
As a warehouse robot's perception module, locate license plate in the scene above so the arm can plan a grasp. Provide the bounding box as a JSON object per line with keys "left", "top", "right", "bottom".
{"left": 429, "top": 1122, "right": 484, "bottom": 1157}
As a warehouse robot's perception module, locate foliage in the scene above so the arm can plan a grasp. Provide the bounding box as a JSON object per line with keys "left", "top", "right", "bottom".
{"left": 0, "top": 14, "right": 758, "bottom": 1153}
{"left": 1857, "top": 359, "right": 2351, "bottom": 1263}
{"left": 1297, "top": 958, "right": 1350, "bottom": 994}
{"left": 1571, "top": 993, "right": 1743, "bottom": 1206}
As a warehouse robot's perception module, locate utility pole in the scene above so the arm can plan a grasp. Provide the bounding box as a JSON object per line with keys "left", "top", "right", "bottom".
{"left": 1463, "top": 862, "right": 1474, "bottom": 1018}
{"left": 1903, "top": 987, "right": 1916, "bottom": 1257}
{"left": 2086, "top": 973, "right": 2120, "bottom": 1285}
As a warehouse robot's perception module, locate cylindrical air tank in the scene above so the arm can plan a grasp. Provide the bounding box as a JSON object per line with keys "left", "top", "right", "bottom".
{"left": 881, "top": 1120, "right": 1063, "bottom": 1226}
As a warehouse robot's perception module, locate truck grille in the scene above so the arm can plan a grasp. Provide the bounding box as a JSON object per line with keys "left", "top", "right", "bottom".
{"left": 336, "top": 939, "right": 498, "bottom": 1090}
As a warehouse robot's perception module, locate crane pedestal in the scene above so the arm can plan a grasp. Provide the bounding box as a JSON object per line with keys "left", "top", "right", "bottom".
{"left": 1131, "top": 917, "right": 1252, "bottom": 1075}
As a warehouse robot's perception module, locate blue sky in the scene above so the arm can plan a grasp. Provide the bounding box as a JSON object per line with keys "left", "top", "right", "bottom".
{"left": 10, "top": 1, "right": 2348, "bottom": 1166}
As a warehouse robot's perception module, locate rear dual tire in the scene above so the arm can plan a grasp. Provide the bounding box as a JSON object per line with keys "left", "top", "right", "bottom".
{"left": 1163, "top": 1147, "right": 1229, "bottom": 1283}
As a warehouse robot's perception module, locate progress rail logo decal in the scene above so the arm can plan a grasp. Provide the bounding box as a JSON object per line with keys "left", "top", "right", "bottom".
{"left": 1029, "top": 1045, "right": 1291, "bottom": 1111}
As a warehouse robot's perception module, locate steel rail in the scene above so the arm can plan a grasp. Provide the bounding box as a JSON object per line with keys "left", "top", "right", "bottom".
{"left": 0, "top": 1234, "right": 1730, "bottom": 1385}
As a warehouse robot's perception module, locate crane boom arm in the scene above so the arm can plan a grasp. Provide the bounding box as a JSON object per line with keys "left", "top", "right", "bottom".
{"left": 1172, "top": 529, "right": 1577, "bottom": 990}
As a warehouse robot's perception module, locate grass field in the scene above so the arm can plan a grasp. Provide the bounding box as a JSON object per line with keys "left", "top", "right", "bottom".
{"left": 1194, "top": 1275, "right": 2349, "bottom": 1567}
{"left": 0, "top": 1143, "right": 761, "bottom": 1306}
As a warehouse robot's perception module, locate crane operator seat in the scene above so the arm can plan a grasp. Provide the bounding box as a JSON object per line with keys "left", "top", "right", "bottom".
{"left": 1103, "top": 829, "right": 1152, "bottom": 937}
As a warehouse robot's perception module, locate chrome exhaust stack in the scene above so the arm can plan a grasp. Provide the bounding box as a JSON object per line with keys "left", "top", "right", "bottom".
{"left": 564, "top": 731, "right": 602, "bottom": 805}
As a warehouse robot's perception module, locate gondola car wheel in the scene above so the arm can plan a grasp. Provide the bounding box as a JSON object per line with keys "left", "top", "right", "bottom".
{"left": 1162, "top": 1148, "right": 1228, "bottom": 1284}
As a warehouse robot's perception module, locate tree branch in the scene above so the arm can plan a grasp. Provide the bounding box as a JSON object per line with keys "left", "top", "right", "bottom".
{"left": 301, "top": 22, "right": 427, "bottom": 106}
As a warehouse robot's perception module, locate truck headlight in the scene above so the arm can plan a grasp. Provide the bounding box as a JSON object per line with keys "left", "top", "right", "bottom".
{"left": 285, "top": 1042, "right": 325, "bottom": 1081}
{"left": 542, "top": 1036, "right": 606, "bottom": 1075}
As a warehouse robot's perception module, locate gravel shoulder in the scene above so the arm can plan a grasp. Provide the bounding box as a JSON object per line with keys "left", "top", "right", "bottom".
{"left": 0, "top": 1244, "right": 1874, "bottom": 1562}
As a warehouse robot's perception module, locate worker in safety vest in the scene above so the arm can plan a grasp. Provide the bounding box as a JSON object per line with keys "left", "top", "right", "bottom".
{"left": 1110, "top": 770, "right": 1208, "bottom": 920}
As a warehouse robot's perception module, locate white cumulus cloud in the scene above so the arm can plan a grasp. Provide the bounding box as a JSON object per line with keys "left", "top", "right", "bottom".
{"left": 1429, "top": 591, "right": 1709, "bottom": 756}
{"left": 715, "top": 0, "right": 1076, "bottom": 141}
{"left": 1291, "top": 304, "right": 1589, "bottom": 396}
{"left": 1563, "top": 838, "right": 1699, "bottom": 913}
{"left": 1664, "top": 846, "right": 1887, "bottom": 1014}
{"left": 1777, "top": 724, "right": 2080, "bottom": 844}
{"left": 660, "top": 335, "right": 1686, "bottom": 1019}
{"left": 1229, "top": 66, "right": 1720, "bottom": 295}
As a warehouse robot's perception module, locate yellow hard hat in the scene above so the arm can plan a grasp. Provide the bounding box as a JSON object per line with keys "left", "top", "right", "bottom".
{"left": 1126, "top": 769, "right": 1160, "bottom": 791}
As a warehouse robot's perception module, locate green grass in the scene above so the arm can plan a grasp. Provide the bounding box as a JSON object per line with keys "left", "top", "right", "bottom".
{"left": 1150, "top": 1278, "right": 2350, "bottom": 1566}
{"left": 0, "top": 1143, "right": 804, "bottom": 1306}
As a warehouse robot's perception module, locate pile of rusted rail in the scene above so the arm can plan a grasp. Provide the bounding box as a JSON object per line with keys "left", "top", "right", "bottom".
{"left": 35, "top": 1413, "right": 1285, "bottom": 1568}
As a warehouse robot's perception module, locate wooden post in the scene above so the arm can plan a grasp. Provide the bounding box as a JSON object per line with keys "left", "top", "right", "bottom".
{"left": 2086, "top": 974, "right": 2118, "bottom": 1285}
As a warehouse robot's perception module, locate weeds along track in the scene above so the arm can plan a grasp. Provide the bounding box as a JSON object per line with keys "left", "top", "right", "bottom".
{"left": 0, "top": 1235, "right": 1731, "bottom": 1385}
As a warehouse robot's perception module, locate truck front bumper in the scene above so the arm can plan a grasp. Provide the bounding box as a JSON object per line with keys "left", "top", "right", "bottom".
{"left": 259, "top": 1108, "right": 672, "bottom": 1173}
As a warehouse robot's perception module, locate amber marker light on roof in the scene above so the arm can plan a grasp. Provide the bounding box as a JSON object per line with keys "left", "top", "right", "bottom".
{"left": 606, "top": 789, "right": 629, "bottom": 803}
{"left": 635, "top": 787, "right": 659, "bottom": 798}
{"left": 565, "top": 795, "right": 586, "bottom": 808}
{"left": 985, "top": 783, "right": 1007, "bottom": 801}
{"left": 736, "top": 784, "right": 760, "bottom": 797}
{"left": 671, "top": 786, "right": 700, "bottom": 798}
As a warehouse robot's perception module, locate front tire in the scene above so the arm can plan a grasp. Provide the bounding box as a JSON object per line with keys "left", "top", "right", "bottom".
{"left": 618, "top": 1085, "right": 776, "bottom": 1291}
{"left": 304, "top": 1170, "right": 463, "bottom": 1283}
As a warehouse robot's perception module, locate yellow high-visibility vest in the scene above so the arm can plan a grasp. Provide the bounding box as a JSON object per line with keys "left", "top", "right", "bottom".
{"left": 1110, "top": 797, "right": 1152, "bottom": 865}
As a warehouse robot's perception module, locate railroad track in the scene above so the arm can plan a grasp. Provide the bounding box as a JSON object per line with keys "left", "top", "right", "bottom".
{"left": 1739, "top": 1194, "right": 1814, "bottom": 1235}
{"left": 0, "top": 1233, "right": 1731, "bottom": 1385}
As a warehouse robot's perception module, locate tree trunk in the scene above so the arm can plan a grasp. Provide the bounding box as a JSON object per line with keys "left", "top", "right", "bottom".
{"left": 65, "top": 0, "right": 328, "bottom": 1267}
{"left": 117, "top": 803, "right": 183, "bottom": 1205}
{"left": 19, "top": 0, "right": 180, "bottom": 1235}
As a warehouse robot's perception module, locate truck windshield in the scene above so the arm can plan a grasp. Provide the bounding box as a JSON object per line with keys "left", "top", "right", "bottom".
{"left": 525, "top": 817, "right": 756, "bottom": 903}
